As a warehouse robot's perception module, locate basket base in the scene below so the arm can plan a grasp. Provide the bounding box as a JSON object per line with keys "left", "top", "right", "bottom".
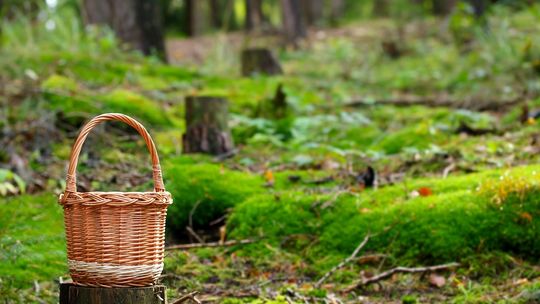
{"left": 68, "top": 259, "right": 163, "bottom": 287}
{"left": 59, "top": 283, "right": 167, "bottom": 304}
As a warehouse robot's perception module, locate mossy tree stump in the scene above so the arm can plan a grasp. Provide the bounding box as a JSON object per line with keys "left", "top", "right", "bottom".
{"left": 241, "top": 48, "right": 283, "bottom": 76}
{"left": 182, "top": 96, "right": 234, "bottom": 155}
{"left": 59, "top": 283, "right": 167, "bottom": 304}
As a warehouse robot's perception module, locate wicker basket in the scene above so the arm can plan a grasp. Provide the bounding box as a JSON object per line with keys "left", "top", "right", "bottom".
{"left": 59, "top": 113, "right": 173, "bottom": 287}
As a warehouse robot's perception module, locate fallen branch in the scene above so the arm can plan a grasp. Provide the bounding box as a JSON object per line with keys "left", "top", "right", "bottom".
{"left": 186, "top": 226, "right": 205, "bottom": 244}
{"left": 314, "top": 234, "right": 370, "bottom": 288}
{"left": 455, "top": 121, "right": 499, "bottom": 136}
{"left": 345, "top": 97, "right": 450, "bottom": 108}
{"left": 345, "top": 262, "right": 459, "bottom": 291}
{"left": 172, "top": 291, "right": 201, "bottom": 304}
{"left": 165, "top": 239, "right": 257, "bottom": 250}
{"left": 188, "top": 200, "right": 202, "bottom": 229}
{"left": 343, "top": 96, "right": 522, "bottom": 112}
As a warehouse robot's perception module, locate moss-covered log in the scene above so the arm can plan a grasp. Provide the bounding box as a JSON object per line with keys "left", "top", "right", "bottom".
{"left": 182, "top": 96, "right": 234, "bottom": 155}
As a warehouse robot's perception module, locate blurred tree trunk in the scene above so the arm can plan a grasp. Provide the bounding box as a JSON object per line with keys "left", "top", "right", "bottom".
{"left": 224, "top": 0, "right": 239, "bottom": 31}
{"left": 245, "top": 0, "right": 264, "bottom": 31}
{"left": 281, "top": 0, "right": 306, "bottom": 45}
{"left": 329, "top": 0, "right": 344, "bottom": 24}
{"left": 185, "top": 0, "right": 204, "bottom": 36}
{"left": 209, "top": 0, "right": 223, "bottom": 29}
{"left": 82, "top": 0, "right": 166, "bottom": 59}
{"left": 301, "top": 0, "right": 323, "bottom": 26}
{"left": 373, "top": 0, "right": 389, "bottom": 16}
{"left": 2, "top": 0, "right": 41, "bottom": 20}
{"left": 432, "top": 0, "right": 457, "bottom": 15}
{"left": 468, "top": 0, "right": 488, "bottom": 17}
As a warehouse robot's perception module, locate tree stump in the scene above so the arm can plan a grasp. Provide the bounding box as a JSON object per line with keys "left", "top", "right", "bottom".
{"left": 182, "top": 96, "right": 234, "bottom": 155}
{"left": 59, "top": 283, "right": 167, "bottom": 304}
{"left": 241, "top": 48, "right": 283, "bottom": 76}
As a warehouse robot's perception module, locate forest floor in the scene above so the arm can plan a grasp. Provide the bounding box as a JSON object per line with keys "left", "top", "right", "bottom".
{"left": 1, "top": 5, "right": 540, "bottom": 304}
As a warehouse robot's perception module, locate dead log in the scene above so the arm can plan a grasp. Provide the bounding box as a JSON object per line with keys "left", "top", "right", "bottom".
{"left": 455, "top": 121, "right": 499, "bottom": 136}
{"left": 241, "top": 48, "right": 283, "bottom": 76}
{"left": 343, "top": 96, "right": 523, "bottom": 112}
{"left": 59, "top": 283, "right": 167, "bottom": 304}
{"left": 182, "top": 96, "right": 234, "bottom": 155}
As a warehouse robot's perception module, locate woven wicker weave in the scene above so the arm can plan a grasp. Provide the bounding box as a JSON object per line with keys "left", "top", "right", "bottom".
{"left": 59, "top": 113, "right": 173, "bottom": 287}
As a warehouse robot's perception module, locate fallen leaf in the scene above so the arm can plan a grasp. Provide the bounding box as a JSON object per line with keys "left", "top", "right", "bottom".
{"left": 512, "top": 278, "right": 529, "bottom": 286}
{"left": 264, "top": 169, "right": 275, "bottom": 186}
{"left": 359, "top": 208, "right": 371, "bottom": 214}
{"left": 428, "top": 274, "right": 446, "bottom": 288}
{"left": 350, "top": 185, "right": 365, "bottom": 193}
{"left": 418, "top": 187, "right": 433, "bottom": 197}
{"left": 520, "top": 212, "right": 533, "bottom": 222}
{"left": 321, "top": 158, "right": 340, "bottom": 170}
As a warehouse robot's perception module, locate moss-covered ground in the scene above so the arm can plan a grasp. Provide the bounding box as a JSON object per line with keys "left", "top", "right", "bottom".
{"left": 2, "top": 4, "right": 540, "bottom": 303}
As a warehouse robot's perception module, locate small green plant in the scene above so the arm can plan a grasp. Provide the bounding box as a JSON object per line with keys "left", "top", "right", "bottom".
{"left": 0, "top": 169, "right": 26, "bottom": 196}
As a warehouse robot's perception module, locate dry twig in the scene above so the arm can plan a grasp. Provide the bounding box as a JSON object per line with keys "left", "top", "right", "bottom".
{"left": 172, "top": 291, "right": 201, "bottom": 304}
{"left": 165, "top": 239, "right": 257, "bottom": 250}
{"left": 188, "top": 200, "right": 202, "bottom": 229}
{"left": 442, "top": 162, "right": 456, "bottom": 178}
{"left": 186, "top": 226, "right": 205, "bottom": 244}
{"left": 345, "top": 262, "right": 459, "bottom": 292}
{"left": 314, "top": 234, "right": 370, "bottom": 288}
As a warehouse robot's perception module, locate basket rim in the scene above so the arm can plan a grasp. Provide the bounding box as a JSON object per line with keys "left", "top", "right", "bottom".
{"left": 61, "top": 191, "right": 172, "bottom": 195}
{"left": 58, "top": 190, "right": 173, "bottom": 206}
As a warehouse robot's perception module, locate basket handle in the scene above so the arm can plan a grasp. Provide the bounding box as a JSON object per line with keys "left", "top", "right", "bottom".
{"left": 64, "top": 113, "right": 165, "bottom": 194}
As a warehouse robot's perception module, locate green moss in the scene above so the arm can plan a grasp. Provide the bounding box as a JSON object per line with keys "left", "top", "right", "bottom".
{"left": 41, "top": 74, "right": 100, "bottom": 115}
{"left": 374, "top": 123, "right": 448, "bottom": 155}
{"left": 229, "top": 165, "right": 540, "bottom": 265}
{"left": 154, "top": 130, "right": 184, "bottom": 156}
{"left": 41, "top": 74, "right": 78, "bottom": 92}
{"left": 164, "top": 160, "right": 264, "bottom": 234}
{"left": 101, "top": 89, "right": 170, "bottom": 126}
{"left": 45, "top": 92, "right": 98, "bottom": 114}
{"left": 0, "top": 194, "right": 66, "bottom": 288}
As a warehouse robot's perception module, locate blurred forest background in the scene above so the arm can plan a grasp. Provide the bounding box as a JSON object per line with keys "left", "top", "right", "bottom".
{"left": 1, "top": 0, "right": 540, "bottom": 303}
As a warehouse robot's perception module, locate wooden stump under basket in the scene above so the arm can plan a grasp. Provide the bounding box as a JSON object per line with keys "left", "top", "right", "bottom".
{"left": 59, "top": 283, "right": 167, "bottom": 304}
